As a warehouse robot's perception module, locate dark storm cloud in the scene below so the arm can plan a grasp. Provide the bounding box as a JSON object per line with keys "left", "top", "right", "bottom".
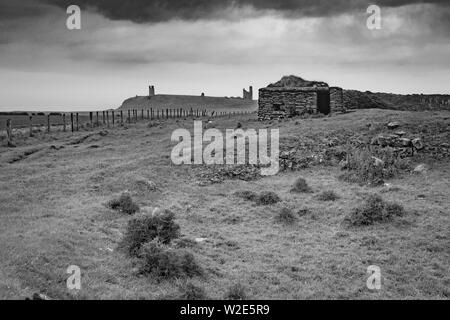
{"left": 0, "top": 0, "right": 50, "bottom": 20}
{"left": 39, "top": 0, "right": 450, "bottom": 22}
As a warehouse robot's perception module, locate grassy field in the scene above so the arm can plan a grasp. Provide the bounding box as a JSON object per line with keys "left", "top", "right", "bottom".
{"left": 0, "top": 109, "right": 448, "bottom": 300}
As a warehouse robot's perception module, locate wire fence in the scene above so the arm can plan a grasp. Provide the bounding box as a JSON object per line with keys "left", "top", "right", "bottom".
{"left": 1, "top": 108, "right": 255, "bottom": 145}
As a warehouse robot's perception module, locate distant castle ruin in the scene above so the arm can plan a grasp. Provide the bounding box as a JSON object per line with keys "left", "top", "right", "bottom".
{"left": 149, "top": 85, "right": 155, "bottom": 97}
{"left": 148, "top": 84, "right": 254, "bottom": 101}
{"left": 243, "top": 86, "right": 253, "bottom": 100}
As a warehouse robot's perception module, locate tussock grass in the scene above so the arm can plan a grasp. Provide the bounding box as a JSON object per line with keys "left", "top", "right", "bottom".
{"left": 297, "top": 208, "right": 312, "bottom": 216}
{"left": 315, "top": 190, "right": 340, "bottom": 201}
{"left": 224, "top": 283, "right": 247, "bottom": 300}
{"left": 290, "top": 177, "right": 313, "bottom": 193}
{"left": 345, "top": 194, "right": 405, "bottom": 226}
{"left": 178, "top": 282, "right": 208, "bottom": 300}
{"left": 234, "top": 190, "right": 281, "bottom": 205}
{"left": 275, "top": 207, "right": 297, "bottom": 224}
{"left": 256, "top": 191, "right": 281, "bottom": 205}
{"left": 107, "top": 193, "right": 139, "bottom": 215}
{"left": 120, "top": 210, "right": 180, "bottom": 257}
{"left": 138, "top": 240, "right": 203, "bottom": 280}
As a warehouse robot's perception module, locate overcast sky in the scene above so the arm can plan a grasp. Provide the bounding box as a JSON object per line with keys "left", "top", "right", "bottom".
{"left": 0, "top": 0, "right": 449, "bottom": 111}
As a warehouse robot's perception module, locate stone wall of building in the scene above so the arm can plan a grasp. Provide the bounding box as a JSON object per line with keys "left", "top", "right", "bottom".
{"left": 258, "top": 88, "right": 317, "bottom": 120}
{"left": 330, "top": 87, "right": 344, "bottom": 112}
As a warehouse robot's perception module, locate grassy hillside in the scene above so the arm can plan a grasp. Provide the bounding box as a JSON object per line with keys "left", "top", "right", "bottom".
{"left": 0, "top": 109, "right": 448, "bottom": 299}
{"left": 343, "top": 90, "right": 450, "bottom": 111}
{"left": 120, "top": 94, "right": 258, "bottom": 113}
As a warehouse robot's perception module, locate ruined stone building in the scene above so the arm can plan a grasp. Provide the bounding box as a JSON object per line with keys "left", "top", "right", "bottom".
{"left": 258, "top": 75, "right": 344, "bottom": 120}
{"left": 243, "top": 86, "right": 253, "bottom": 100}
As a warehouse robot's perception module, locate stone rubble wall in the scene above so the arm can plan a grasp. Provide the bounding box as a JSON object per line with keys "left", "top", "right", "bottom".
{"left": 330, "top": 87, "right": 344, "bottom": 112}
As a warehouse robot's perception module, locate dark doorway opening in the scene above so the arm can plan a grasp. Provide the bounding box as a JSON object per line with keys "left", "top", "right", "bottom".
{"left": 317, "top": 89, "right": 330, "bottom": 115}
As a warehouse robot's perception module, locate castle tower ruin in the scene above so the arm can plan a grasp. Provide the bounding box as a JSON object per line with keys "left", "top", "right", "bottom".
{"left": 149, "top": 85, "right": 155, "bottom": 97}
{"left": 243, "top": 86, "right": 253, "bottom": 100}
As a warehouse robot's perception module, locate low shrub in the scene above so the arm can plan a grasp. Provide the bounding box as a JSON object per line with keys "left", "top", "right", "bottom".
{"left": 235, "top": 190, "right": 281, "bottom": 205}
{"left": 315, "top": 190, "right": 340, "bottom": 201}
{"left": 345, "top": 194, "right": 405, "bottom": 226}
{"left": 107, "top": 193, "right": 139, "bottom": 214}
{"left": 340, "top": 145, "right": 411, "bottom": 186}
{"left": 290, "top": 177, "right": 313, "bottom": 193}
{"left": 256, "top": 191, "right": 281, "bottom": 205}
{"left": 178, "top": 282, "right": 208, "bottom": 300}
{"left": 138, "top": 240, "right": 203, "bottom": 280}
{"left": 234, "top": 190, "right": 258, "bottom": 201}
{"left": 275, "top": 207, "right": 297, "bottom": 224}
{"left": 120, "top": 210, "right": 180, "bottom": 257}
{"left": 224, "top": 283, "right": 247, "bottom": 300}
{"left": 297, "top": 208, "right": 312, "bottom": 216}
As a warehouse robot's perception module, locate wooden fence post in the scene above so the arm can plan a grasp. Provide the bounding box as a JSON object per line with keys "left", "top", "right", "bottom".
{"left": 102, "top": 111, "right": 105, "bottom": 125}
{"left": 141, "top": 109, "right": 144, "bottom": 120}
{"left": 147, "top": 109, "right": 149, "bottom": 120}
{"left": 47, "top": 114, "right": 51, "bottom": 133}
{"left": 112, "top": 111, "right": 115, "bottom": 125}
{"left": 96, "top": 112, "right": 99, "bottom": 126}
{"left": 106, "top": 111, "right": 110, "bottom": 128}
{"left": 71, "top": 113, "right": 74, "bottom": 132}
{"left": 120, "top": 110, "right": 123, "bottom": 125}
{"left": 127, "top": 110, "right": 130, "bottom": 124}
{"left": 29, "top": 115, "right": 33, "bottom": 137}
{"left": 76, "top": 113, "right": 79, "bottom": 131}
{"left": 6, "top": 119, "right": 13, "bottom": 146}
{"left": 90, "top": 112, "right": 93, "bottom": 127}
{"left": 63, "top": 114, "right": 66, "bottom": 132}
